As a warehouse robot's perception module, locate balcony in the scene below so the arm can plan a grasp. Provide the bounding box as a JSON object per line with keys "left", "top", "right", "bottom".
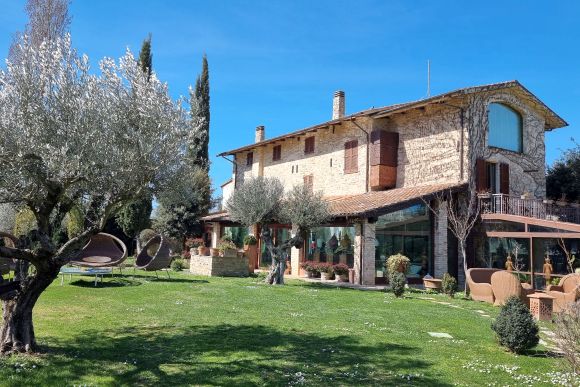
{"left": 478, "top": 194, "right": 580, "bottom": 226}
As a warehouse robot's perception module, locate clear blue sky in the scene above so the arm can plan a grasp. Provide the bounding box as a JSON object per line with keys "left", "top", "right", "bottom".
{"left": 1, "top": 1, "right": 578, "bottom": 196}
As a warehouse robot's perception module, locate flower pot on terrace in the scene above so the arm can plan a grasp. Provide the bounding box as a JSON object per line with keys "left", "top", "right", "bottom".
{"left": 337, "top": 274, "right": 349, "bottom": 283}
{"left": 210, "top": 248, "right": 219, "bottom": 257}
{"left": 198, "top": 246, "right": 208, "bottom": 256}
{"left": 306, "top": 271, "right": 317, "bottom": 278}
{"left": 320, "top": 272, "right": 331, "bottom": 281}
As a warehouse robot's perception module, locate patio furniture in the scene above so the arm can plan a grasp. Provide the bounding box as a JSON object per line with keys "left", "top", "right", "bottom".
{"left": 70, "top": 233, "right": 127, "bottom": 269}
{"left": 466, "top": 268, "right": 502, "bottom": 303}
{"left": 527, "top": 293, "right": 555, "bottom": 321}
{"left": 545, "top": 273, "right": 580, "bottom": 312}
{"left": 490, "top": 270, "right": 534, "bottom": 306}
{"left": 59, "top": 267, "right": 112, "bottom": 287}
{"left": 423, "top": 278, "right": 442, "bottom": 292}
{"left": 134, "top": 234, "right": 172, "bottom": 279}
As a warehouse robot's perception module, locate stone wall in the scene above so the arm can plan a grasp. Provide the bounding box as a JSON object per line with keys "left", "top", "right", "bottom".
{"left": 466, "top": 90, "right": 547, "bottom": 198}
{"left": 234, "top": 118, "right": 372, "bottom": 196}
{"left": 433, "top": 200, "right": 448, "bottom": 278}
{"left": 354, "top": 220, "right": 376, "bottom": 285}
{"left": 190, "top": 254, "right": 249, "bottom": 277}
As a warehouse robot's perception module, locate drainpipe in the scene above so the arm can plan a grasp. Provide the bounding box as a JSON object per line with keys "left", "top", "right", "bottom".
{"left": 350, "top": 119, "right": 370, "bottom": 193}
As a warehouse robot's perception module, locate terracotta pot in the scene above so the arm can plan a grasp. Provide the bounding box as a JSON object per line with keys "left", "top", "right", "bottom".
{"left": 307, "top": 271, "right": 317, "bottom": 278}
{"left": 220, "top": 248, "right": 238, "bottom": 257}
{"left": 337, "top": 274, "right": 349, "bottom": 283}
{"left": 320, "top": 272, "right": 332, "bottom": 281}
{"left": 198, "top": 246, "right": 208, "bottom": 256}
{"left": 244, "top": 244, "right": 258, "bottom": 271}
{"left": 210, "top": 248, "right": 219, "bottom": 257}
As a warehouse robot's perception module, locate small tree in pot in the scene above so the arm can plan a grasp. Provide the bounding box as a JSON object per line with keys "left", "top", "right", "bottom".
{"left": 333, "top": 263, "right": 350, "bottom": 282}
{"left": 386, "top": 254, "right": 410, "bottom": 297}
{"left": 243, "top": 234, "right": 258, "bottom": 270}
{"left": 227, "top": 178, "right": 329, "bottom": 285}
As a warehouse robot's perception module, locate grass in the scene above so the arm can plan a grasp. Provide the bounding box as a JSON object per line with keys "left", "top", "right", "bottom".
{"left": 0, "top": 270, "right": 572, "bottom": 386}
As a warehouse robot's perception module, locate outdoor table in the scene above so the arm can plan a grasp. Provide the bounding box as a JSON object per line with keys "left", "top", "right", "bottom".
{"left": 527, "top": 292, "right": 555, "bottom": 321}
{"left": 59, "top": 267, "right": 112, "bottom": 287}
{"left": 423, "top": 278, "right": 442, "bottom": 292}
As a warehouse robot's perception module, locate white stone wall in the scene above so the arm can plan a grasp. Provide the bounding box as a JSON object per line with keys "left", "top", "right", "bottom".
{"left": 221, "top": 180, "right": 234, "bottom": 207}
{"left": 190, "top": 254, "right": 249, "bottom": 277}
{"left": 354, "top": 220, "right": 376, "bottom": 285}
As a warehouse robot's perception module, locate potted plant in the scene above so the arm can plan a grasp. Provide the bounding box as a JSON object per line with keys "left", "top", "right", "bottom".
{"left": 333, "top": 263, "right": 350, "bottom": 282}
{"left": 300, "top": 261, "right": 319, "bottom": 278}
{"left": 318, "top": 262, "right": 334, "bottom": 281}
{"left": 386, "top": 253, "right": 410, "bottom": 275}
{"left": 218, "top": 237, "right": 238, "bottom": 257}
{"left": 210, "top": 247, "right": 220, "bottom": 257}
{"left": 197, "top": 241, "right": 209, "bottom": 256}
{"left": 243, "top": 234, "right": 258, "bottom": 271}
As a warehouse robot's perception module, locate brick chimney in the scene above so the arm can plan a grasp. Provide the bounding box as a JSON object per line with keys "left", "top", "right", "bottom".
{"left": 332, "top": 90, "right": 345, "bottom": 119}
{"left": 255, "top": 125, "right": 265, "bottom": 143}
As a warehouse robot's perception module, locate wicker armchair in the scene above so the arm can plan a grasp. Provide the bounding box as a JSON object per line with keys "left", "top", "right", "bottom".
{"left": 546, "top": 274, "right": 580, "bottom": 312}
{"left": 466, "top": 268, "right": 502, "bottom": 303}
{"left": 490, "top": 270, "right": 534, "bottom": 306}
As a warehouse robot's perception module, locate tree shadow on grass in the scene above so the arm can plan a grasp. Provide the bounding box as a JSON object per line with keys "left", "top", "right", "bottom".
{"left": 27, "top": 324, "right": 450, "bottom": 386}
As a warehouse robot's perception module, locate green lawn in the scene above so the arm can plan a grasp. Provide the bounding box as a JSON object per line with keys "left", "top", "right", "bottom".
{"left": 0, "top": 271, "right": 573, "bottom": 386}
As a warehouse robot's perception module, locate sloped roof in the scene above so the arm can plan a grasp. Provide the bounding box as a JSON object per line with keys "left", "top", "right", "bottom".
{"left": 218, "top": 80, "right": 567, "bottom": 157}
{"left": 326, "top": 182, "right": 466, "bottom": 218}
{"left": 202, "top": 182, "right": 465, "bottom": 223}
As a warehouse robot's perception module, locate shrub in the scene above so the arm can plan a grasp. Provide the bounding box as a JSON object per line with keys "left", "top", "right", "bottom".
{"left": 182, "top": 250, "right": 191, "bottom": 260}
{"left": 491, "top": 296, "right": 539, "bottom": 354}
{"left": 442, "top": 273, "right": 458, "bottom": 297}
{"left": 66, "top": 205, "right": 84, "bottom": 239}
{"left": 300, "top": 261, "right": 319, "bottom": 274}
{"left": 386, "top": 253, "right": 410, "bottom": 276}
{"left": 221, "top": 235, "right": 234, "bottom": 243}
{"left": 389, "top": 271, "right": 406, "bottom": 297}
{"left": 13, "top": 208, "right": 37, "bottom": 237}
{"left": 218, "top": 237, "right": 237, "bottom": 254}
{"left": 317, "top": 262, "right": 334, "bottom": 274}
{"left": 333, "top": 263, "right": 350, "bottom": 276}
{"left": 554, "top": 301, "right": 580, "bottom": 375}
{"left": 171, "top": 258, "right": 186, "bottom": 271}
{"left": 185, "top": 237, "right": 204, "bottom": 249}
{"left": 243, "top": 234, "right": 258, "bottom": 246}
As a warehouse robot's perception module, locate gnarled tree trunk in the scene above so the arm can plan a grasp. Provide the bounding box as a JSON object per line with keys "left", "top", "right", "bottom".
{"left": 0, "top": 261, "right": 60, "bottom": 355}
{"left": 263, "top": 226, "right": 304, "bottom": 285}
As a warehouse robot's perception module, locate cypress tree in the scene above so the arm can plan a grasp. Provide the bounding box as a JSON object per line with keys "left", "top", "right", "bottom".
{"left": 138, "top": 34, "right": 153, "bottom": 81}
{"left": 192, "top": 55, "right": 210, "bottom": 169}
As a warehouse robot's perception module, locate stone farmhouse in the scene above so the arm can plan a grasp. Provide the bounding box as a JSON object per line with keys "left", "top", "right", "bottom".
{"left": 203, "top": 81, "right": 580, "bottom": 288}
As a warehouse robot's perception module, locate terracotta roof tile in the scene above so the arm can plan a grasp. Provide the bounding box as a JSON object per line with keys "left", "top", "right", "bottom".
{"left": 326, "top": 182, "right": 466, "bottom": 217}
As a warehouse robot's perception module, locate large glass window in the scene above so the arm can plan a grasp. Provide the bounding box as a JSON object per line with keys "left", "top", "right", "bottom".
{"left": 260, "top": 226, "right": 291, "bottom": 267}
{"left": 375, "top": 204, "right": 431, "bottom": 280}
{"left": 488, "top": 103, "right": 523, "bottom": 152}
{"left": 307, "top": 226, "right": 355, "bottom": 267}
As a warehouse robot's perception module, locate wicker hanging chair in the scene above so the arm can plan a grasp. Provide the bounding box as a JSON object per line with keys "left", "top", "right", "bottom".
{"left": 70, "top": 233, "right": 128, "bottom": 268}
{"left": 134, "top": 234, "right": 172, "bottom": 279}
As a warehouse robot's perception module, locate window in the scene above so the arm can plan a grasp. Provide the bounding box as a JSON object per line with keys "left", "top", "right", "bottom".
{"left": 303, "top": 174, "right": 313, "bottom": 192}
{"left": 246, "top": 152, "right": 253, "bottom": 166}
{"left": 488, "top": 103, "right": 523, "bottom": 152}
{"left": 486, "top": 162, "right": 497, "bottom": 194}
{"left": 273, "top": 145, "right": 282, "bottom": 161}
{"left": 476, "top": 159, "right": 510, "bottom": 194}
{"left": 304, "top": 136, "right": 315, "bottom": 154}
{"left": 344, "top": 140, "right": 358, "bottom": 174}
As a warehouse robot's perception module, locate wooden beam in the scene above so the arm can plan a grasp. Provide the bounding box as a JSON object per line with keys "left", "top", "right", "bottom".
{"left": 481, "top": 213, "right": 580, "bottom": 233}
{"left": 486, "top": 231, "right": 580, "bottom": 239}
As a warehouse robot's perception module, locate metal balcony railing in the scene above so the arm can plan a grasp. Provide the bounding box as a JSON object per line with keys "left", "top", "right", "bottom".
{"left": 478, "top": 194, "right": 580, "bottom": 225}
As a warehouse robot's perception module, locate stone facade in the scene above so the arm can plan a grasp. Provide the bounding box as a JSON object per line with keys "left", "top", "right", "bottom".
{"left": 219, "top": 85, "right": 559, "bottom": 286}
{"left": 190, "top": 254, "right": 249, "bottom": 277}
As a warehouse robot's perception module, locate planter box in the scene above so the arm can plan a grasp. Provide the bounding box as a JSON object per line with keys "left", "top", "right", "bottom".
{"left": 190, "top": 254, "right": 249, "bottom": 277}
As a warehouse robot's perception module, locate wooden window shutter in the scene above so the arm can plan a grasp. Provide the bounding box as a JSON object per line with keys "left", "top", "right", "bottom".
{"left": 344, "top": 140, "right": 358, "bottom": 173}
{"left": 500, "top": 163, "right": 510, "bottom": 195}
{"left": 475, "top": 158, "right": 486, "bottom": 192}
{"left": 305, "top": 137, "right": 315, "bottom": 154}
{"left": 273, "top": 145, "right": 281, "bottom": 161}
{"left": 303, "top": 175, "right": 313, "bottom": 192}
{"left": 246, "top": 152, "right": 253, "bottom": 166}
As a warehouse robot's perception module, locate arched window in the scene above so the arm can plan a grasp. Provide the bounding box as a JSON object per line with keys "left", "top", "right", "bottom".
{"left": 488, "top": 103, "right": 523, "bottom": 152}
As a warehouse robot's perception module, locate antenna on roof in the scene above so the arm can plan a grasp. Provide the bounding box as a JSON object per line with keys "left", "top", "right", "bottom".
{"left": 426, "top": 60, "right": 431, "bottom": 98}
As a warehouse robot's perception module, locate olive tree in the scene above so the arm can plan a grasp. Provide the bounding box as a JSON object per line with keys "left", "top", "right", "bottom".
{"left": 0, "top": 34, "right": 197, "bottom": 354}
{"left": 226, "top": 177, "right": 329, "bottom": 284}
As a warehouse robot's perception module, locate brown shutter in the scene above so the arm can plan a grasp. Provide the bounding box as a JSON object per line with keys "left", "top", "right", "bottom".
{"left": 500, "top": 163, "right": 510, "bottom": 195}
{"left": 303, "top": 175, "right": 313, "bottom": 192}
{"left": 351, "top": 140, "right": 358, "bottom": 173}
{"left": 475, "top": 158, "right": 486, "bottom": 192}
